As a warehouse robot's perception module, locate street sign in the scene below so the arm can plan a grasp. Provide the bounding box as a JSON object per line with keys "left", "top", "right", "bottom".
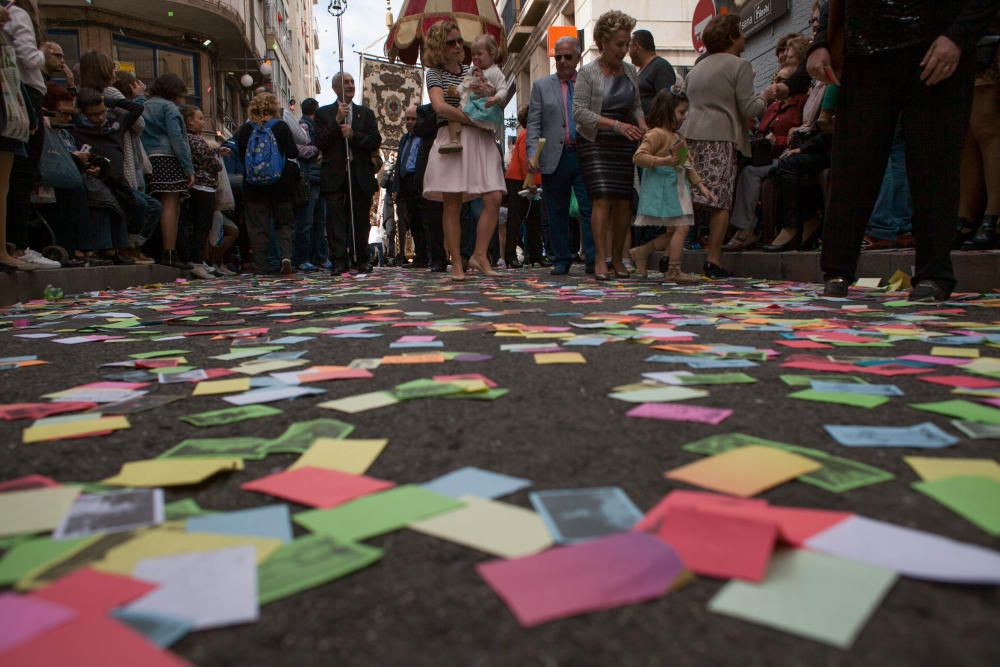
{"left": 691, "top": 0, "right": 716, "bottom": 53}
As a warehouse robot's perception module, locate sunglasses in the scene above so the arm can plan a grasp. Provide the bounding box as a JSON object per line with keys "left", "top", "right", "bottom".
{"left": 553, "top": 54, "right": 575, "bottom": 61}
{"left": 445, "top": 38, "right": 463, "bottom": 47}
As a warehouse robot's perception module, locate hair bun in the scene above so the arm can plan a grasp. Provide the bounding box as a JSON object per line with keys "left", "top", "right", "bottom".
{"left": 669, "top": 82, "right": 687, "bottom": 99}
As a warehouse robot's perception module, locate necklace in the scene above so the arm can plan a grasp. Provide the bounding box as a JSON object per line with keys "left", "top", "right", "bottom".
{"left": 599, "top": 58, "right": 623, "bottom": 76}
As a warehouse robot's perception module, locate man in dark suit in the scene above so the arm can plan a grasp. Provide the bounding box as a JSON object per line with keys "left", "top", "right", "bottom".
{"left": 391, "top": 106, "right": 425, "bottom": 267}
{"left": 412, "top": 103, "right": 447, "bottom": 271}
{"left": 315, "top": 72, "right": 382, "bottom": 273}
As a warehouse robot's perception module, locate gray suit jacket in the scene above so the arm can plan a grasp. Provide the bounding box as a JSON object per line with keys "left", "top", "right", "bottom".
{"left": 525, "top": 74, "right": 573, "bottom": 176}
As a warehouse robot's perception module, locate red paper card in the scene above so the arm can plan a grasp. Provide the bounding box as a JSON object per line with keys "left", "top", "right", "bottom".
{"left": 0, "top": 614, "right": 191, "bottom": 667}
{"left": 774, "top": 340, "right": 832, "bottom": 349}
{"left": 652, "top": 506, "right": 777, "bottom": 581}
{"left": 240, "top": 466, "right": 394, "bottom": 508}
{"left": 32, "top": 568, "right": 157, "bottom": 616}
{"left": 635, "top": 490, "right": 767, "bottom": 533}
{"left": 0, "top": 402, "right": 98, "bottom": 421}
{"left": 919, "top": 375, "right": 1000, "bottom": 389}
{"left": 0, "top": 474, "right": 59, "bottom": 493}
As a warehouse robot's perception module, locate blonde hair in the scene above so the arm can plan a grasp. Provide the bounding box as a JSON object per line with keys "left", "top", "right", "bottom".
{"left": 471, "top": 33, "right": 504, "bottom": 66}
{"left": 422, "top": 20, "right": 460, "bottom": 69}
{"left": 593, "top": 10, "right": 636, "bottom": 52}
{"left": 784, "top": 35, "right": 810, "bottom": 64}
{"left": 248, "top": 92, "right": 280, "bottom": 124}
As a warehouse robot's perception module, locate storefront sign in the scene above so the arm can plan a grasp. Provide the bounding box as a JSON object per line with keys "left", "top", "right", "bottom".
{"left": 733, "top": 0, "right": 790, "bottom": 38}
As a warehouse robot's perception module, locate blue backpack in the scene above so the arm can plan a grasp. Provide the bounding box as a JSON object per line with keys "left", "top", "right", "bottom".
{"left": 244, "top": 119, "right": 284, "bottom": 185}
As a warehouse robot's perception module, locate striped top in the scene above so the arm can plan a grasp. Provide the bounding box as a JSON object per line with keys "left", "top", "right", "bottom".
{"left": 426, "top": 64, "right": 470, "bottom": 126}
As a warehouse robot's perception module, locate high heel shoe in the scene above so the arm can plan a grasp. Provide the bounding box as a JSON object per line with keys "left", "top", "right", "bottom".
{"left": 761, "top": 231, "right": 801, "bottom": 253}
{"left": 468, "top": 256, "right": 499, "bottom": 277}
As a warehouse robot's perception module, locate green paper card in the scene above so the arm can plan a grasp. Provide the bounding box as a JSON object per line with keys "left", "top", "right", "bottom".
{"left": 913, "top": 476, "right": 1000, "bottom": 536}
{"left": 0, "top": 536, "right": 96, "bottom": 586}
{"left": 392, "top": 380, "right": 466, "bottom": 400}
{"left": 446, "top": 388, "right": 510, "bottom": 401}
{"left": 180, "top": 405, "right": 282, "bottom": 427}
{"left": 295, "top": 485, "right": 463, "bottom": 542}
{"left": 159, "top": 437, "right": 271, "bottom": 460}
{"left": 780, "top": 375, "right": 869, "bottom": 386}
{"left": 678, "top": 373, "right": 757, "bottom": 385}
{"left": 259, "top": 419, "right": 355, "bottom": 455}
{"left": 608, "top": 387, "right": 707, "bottom": 403}
{"left": 258, "top": 535, "right": 382, "bottom": 604}
{"left": 790, "top": 389, "right": 889, "bottom": 409}
{"left": 682, "top": 432, "right": 894, "bottom": 493}
{"left": 164, "top": 498, "right": 216, "bottom": 520}
{"left": 709, "top": 549, "right": 897, "bottom": 649}
{"left": 911, "top": 400, "right": 1000, "bottom": 425}
{"left": 130, "top": 350, "right": 190, "bottom": 359}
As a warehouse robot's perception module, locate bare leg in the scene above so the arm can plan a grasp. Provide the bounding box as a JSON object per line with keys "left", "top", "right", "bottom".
{"left": 610, "top": 199, "right": 631, "bottom": 273}
{"left": 470, "top": 191, "right": 501, "bottom": 276}
{"left": 158, "top": 192, "right": 181, "bottom": 252}
{"left": 668, "top": 226, "right": 686, "bottom": 265}
{"left": 442, "top": 193, "right": 464, "bottom": 279}
{"left": 590, "top": 197, "right": 610, "bottom": 275}
{"left": 706, "top": 207, "right": 729, "bottom": 266}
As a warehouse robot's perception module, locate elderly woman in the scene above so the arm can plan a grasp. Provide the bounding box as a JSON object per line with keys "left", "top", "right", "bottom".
{"left": 421, "top": 20, "right": 506, "bottom": 280}
{"left": 235, "top": 92, "right": 298, "bottom": 275}
{"left": 681, "top": 13, "right": 774, "bottom": 278}
{"left": 574, "top": 10, "right": 647, "bottom": 280}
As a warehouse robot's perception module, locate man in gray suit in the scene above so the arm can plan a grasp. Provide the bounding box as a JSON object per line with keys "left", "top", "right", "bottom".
{"left": 526, "top": 36, "right": 595, "bottom": 276}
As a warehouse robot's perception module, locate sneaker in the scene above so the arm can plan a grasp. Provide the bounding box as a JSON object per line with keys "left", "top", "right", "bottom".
{"left": 189, "top": 264, "right": 215, "bottom": 279}
{"left": 909, "top": 281, "right": 950, "bottom": 303}
{"left": 298, "top": 262, "right": 318, "bottom": 272}
{"left": 214, "top": 264, "right": 237, "bottom": 277}
{"left": 20, "top": 248, "right": 61, "bottom": 269}
{"left": 280, "top": 258, "right": 293, "bottom": 275}
{"left": 320, "top": 260, "right": 333, "bottom": 270}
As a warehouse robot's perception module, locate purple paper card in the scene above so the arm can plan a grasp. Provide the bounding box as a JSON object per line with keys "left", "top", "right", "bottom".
{"left": 0, "top": 593, "right": 77, "bottom": 652}
{"left": 454, "top": 353, "right": 493, "bottom": 362}
{"left": 626, "top": 403, "right": 733, "bottom": 425}
{"left": 476, "top": 532, "right": 685, "bottom": 627}
{"left": 896, "top": 354, "right": 970, "bottom": 367}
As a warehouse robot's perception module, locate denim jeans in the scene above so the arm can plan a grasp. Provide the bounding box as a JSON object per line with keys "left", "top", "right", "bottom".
{"left": 543, "top": 147, "right": 595, "bottom": 267}
{"left": 294, "top": 183, "right": 327, "bottom": 265}
{"left": 867, "top": 121, "right": 913, "bottom": 240}
{"left": 130, "top": 189, "right": 162, "bottom": 245}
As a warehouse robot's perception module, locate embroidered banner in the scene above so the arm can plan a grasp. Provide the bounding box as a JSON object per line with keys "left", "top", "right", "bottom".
{"left": 361, "top": 57, "right": 424, "bottom": 154}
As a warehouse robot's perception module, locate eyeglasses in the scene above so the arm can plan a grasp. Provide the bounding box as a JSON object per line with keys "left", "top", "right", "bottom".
{"left": 445, "top": 38, "right": 463, "bottom": 47}
{"left": 553, "top": 54, "right": 575, "bottom": 61}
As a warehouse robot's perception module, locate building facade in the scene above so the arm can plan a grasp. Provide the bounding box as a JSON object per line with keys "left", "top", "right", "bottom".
{"left": 500, "top": 0, "right": 701, "bottom": 113}
{"left": 38, "top": 0, "right": 320, "bottom": 136}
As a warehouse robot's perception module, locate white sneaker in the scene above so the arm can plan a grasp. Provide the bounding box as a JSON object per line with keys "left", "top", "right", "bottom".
{"left": 214, "top": 263, "right": 237, "bottom": 277}
{"left": 21, "top": 248, "right": 61, "bottom": 269}
{"left": 190, "top": 264, "right": 215, "bottom": 279}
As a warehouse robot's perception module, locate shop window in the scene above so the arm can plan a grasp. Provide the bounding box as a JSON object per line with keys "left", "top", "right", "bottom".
{"left": 112, "top": 37, "right": 200, "bottom": 104}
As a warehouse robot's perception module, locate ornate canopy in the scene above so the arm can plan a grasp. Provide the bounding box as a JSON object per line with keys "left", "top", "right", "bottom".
{"left": 385, "top": 0, "right": 505, "bottom": 65}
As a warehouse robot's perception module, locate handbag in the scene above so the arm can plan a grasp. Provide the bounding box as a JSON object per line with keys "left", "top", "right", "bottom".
{"left": 40, "top": 129, "right": 84, "bottom": 189}
{"left": 0, "top": 32, "right": 30, "bottom": 142}
{"left": 292, "top": 163, "right": 310, "bottom": 207}
{"left": 214, "top": 155, "right": 235, "bottom": 211}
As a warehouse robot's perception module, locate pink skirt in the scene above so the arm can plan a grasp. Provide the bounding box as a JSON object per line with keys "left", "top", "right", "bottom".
{"left": 422, "top": 125, "right": 506, "bottom": 202}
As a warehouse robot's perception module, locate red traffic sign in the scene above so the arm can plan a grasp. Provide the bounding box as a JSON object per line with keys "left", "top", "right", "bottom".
{"left": 691, "top": 0, "right": 717, "bottom": 53}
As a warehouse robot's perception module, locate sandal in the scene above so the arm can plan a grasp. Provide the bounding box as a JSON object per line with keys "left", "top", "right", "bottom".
{"left": 722, "top": 231, "right": 759, "bottom": 252}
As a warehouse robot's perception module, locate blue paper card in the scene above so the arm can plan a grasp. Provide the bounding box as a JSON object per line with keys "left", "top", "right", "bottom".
{"left": 810, "top": 381, "right": 905, "bottom": 397}
{"left": 823, "top": 422, "right": 958, "bottom": 448}
{"left": 686, "top": 358, "right": 759, "bottom": 369}
{"left": 423, "top": 466, "right": 531, "bottom": 500}
{"left": 186, "top": 504, "right": 293, "bottom": 543}
{"left": 529, "top": 487, "right": 643, "bottom": 544}
{"left": 112, "top": 609, "right": 192, "bottom": 647}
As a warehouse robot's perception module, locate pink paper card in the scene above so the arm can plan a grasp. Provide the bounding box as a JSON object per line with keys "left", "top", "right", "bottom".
{"left": 919, "top": 375, "right": 1000, "bottom": 389}
{"left": 31, "top": 568, "right": 157, "bottom": 616}
{"left": 0, "top": 593, "right": 76, "bottom": 652}
{"left": 635, "top": 490, "right": 767, "bottom": 533}
{"left": 0, "top": 474, "right": 59, "bottom": 493}
{"left": 0, "top": 614, "right": 191, "bottom": 666}
{"left": 476, "top": 533, "right": 685, "bottom": 627}
{"left": 897, "top": 354, "right": 970, "bottom": 366}
{"left": 780, "top": 360, "right": 859, "bottom": 373}
{"left": 397, "top": 335, "right": 437, "bottom": 343}
{"left": 241, "top": 466, "right": 394, "bottom": 508}
{"left": 775, "top": 340, "right": 832, "bottom": 349}
{"left": 651, "top": 506, "right": 777, "bottom": 581}
{"left": 626, "top": 403, "right": 733, "bottom": 425}
{"left": 297, "top": 368, "right": 373, "bottom": 383}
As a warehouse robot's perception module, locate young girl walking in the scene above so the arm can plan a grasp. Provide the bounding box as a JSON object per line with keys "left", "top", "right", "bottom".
{"left": 630, "top": 88, "right": 713, "bottom": 281}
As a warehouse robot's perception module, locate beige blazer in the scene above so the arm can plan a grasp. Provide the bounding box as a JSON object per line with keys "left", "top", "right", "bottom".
{"left": 572, "top": 60, "right": 645, "bottom": 142}
{"left": 679, "top": 53, "right": 767, "bottom": 156}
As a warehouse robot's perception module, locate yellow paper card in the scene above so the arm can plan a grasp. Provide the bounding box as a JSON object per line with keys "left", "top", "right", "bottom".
{"left": 290, "top": 438, "right": 389, "bottom": 474}
{"left": 963, "top": 358, "right": 1000, "bottom": 375}
{"left": 904, "top": 457, "right": 1000, "bottom": 482}
{"left": 408, "top": 495, "right": 553, "bottom": 559}
{"left": 930, "top": 346, "right": 979, "bottom": 359}
{"left": 234, "top": 360, "right": 309, "bottom": 375}
{"left": 534, "top": 352, "right": 586, "bottom": 365}
{"left": 665, "top": 445, "right": 822, "bottom": 498}
{"left": 381, "top": 353, "right": 446, "bottom": 364}
{"left": 94, "top": 531, "right": 281, "bottom": 576}
{"left": 23, "top": 416, "right": 130, "bottom": 444}
{"left": 888, "top": 269, "right": 912, "bottom": 289}
{"left": 318, "top": 391, "right": 399, "bottom": 413}
{"left": 193, "top": 378, "right": 252, "bottom": 395}
{"left": 102, "top": 458, "right": 244, "bottom": 487}
{"left": 448, "top": 379, "right": 490, "bottom": 393}
{"left": 0, "top": 486, "right": 81, "bottom": 538}
{"left": 856, "top": 278, "right": 882, "bottom": 288}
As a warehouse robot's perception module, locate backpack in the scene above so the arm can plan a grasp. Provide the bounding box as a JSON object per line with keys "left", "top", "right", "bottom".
{"left": 244, "top": 118, "right": 284, "bottom": 185}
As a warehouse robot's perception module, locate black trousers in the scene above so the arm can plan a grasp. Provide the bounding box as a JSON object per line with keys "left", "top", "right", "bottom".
{"left": 821, "top": 44, "right": 975, "bottom": 290}
{"left": 400, "top": 174, "right": 427, "bottom": 265}
{"left": 773, "top": 150, "right": 830, "bottom": 232}
{"left": 504, "top": 178, "right": 543, "bottom": 262}
{"left": 419, "top": 197, "right": 446, "bottom": 265}
{"left": 184, "top": 189, "right": 216, "bottom": 264}
{"left": 324, "top": 180, "right": 373, "bottom": 267}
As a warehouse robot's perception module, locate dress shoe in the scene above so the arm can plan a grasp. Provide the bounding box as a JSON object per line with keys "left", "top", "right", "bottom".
{"left": 954, "top": 217, "right": 980, "bottom": 248}
{"left": 330, "top": 264, "right": 350, "bottom": 275}
{"left": 402, "top": 261, "right": 428, "bottom": 269}
{"left": 962, "top": 216, "right": 998, "bottom": 250}
{"left": 761, "top": 231, "right": 800, "bottom": 253}
{"left": 506, "top": 258, "right": 523, "bottom": 268}
{"left": 429, "top": 262, "right": 447, "bottom": 272}
{"left": 550, "top": 263, "right": 570, "bottom": 275}
{"left": 355, "top": 263, "right": 374, "bottom": 273}
{"left": 703, "top": 261, "right": 732, "bottom": 279}
{"left": 823, "top": 277, "right": 849, "bottom": 297}
{"left": 584, "top": 263, "right": 595, "bottom": 274}
{"left": 909, "top": 281, "right": 950, "bottom": 302}
{"left": 721, "top": 232, "right": 758, "bottom": 252}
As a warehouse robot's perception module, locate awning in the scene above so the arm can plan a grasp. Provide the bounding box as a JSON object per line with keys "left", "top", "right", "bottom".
{"left": 385, "top": 0, "right": 505, "bottom": 65}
